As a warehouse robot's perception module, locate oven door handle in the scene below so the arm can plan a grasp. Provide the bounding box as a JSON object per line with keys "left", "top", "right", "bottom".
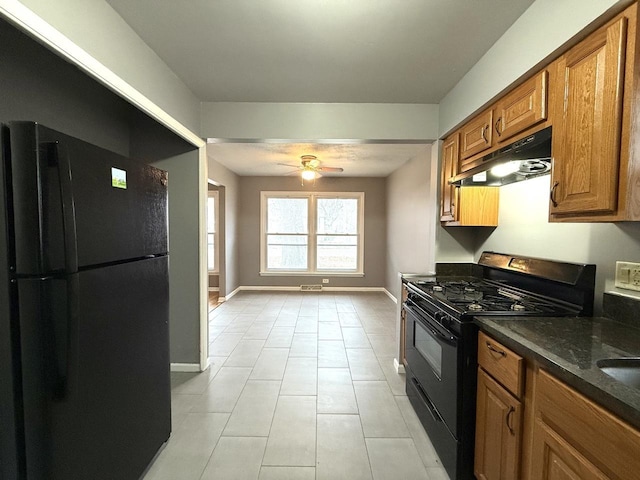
{"left": 411, "top": 377, "right": 443, "bottom": 423}
{"left": 405, "top": 302, "right": 457, "bottom": 346}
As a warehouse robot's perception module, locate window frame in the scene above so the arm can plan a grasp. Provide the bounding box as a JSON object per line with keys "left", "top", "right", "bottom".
{"left": 260, "top": 191, "right": 364, "bottom": 276}
{"left": 207, "top": 190, "right": 219, "bottom": 273}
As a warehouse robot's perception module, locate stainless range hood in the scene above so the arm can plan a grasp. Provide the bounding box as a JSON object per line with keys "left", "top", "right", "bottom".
{"left": 450, "top": 126, "right": 552, "bottom": 186}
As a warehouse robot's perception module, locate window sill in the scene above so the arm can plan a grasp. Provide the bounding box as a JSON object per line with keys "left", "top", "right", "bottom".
{"left": 259, "top": 271, "right": 364, "bottom": 277}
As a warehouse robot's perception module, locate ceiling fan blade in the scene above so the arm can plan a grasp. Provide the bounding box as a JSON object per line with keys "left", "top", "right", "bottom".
{"left": 318, "top": 167, "right": 344, "bottom": 172}
{"left": 277, "top": 162, "right": 302, "bottom": 168}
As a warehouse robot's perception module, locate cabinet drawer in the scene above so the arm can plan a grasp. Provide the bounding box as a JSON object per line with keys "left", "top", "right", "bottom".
{"left": 478, "top": 332, "right": 524, "bottom": 397}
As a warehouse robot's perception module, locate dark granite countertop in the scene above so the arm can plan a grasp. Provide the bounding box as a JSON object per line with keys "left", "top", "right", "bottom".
{"left": 475, "top": 315, "right": 640, "bottom": 431}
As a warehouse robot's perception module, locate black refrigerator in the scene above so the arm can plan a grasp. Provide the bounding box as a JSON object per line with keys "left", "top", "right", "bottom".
{"left": 0, "top": 122, "right": 171, "bottom": 479}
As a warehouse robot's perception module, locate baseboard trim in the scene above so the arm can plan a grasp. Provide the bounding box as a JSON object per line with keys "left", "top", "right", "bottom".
{"left": 394, "top": 358, "right": 406, "bottom": 374}
{"left": 170, "top": 363, "right": 202, "bottom": 372}
{"left": 235, "top": 286, "right": 391, "bottom": 293}
{"left": 384, "top": 289, "right": 397, "bottom": 303}
{"left": 225, "top": 287, "right": 241, "bottom": 300}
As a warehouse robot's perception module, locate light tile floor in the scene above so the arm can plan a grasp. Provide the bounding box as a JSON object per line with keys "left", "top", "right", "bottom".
{"left": 143, "top": 292, "right": 450, "bottom": 480}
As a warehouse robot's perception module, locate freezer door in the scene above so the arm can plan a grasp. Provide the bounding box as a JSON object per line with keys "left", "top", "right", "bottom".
{"left": 0, "top": 125, "right": 19, "bottom": 479}
{"left": 17, "top": 256, "right": 170, "bottom": 480}
{"left": 4, "top": 122, "right": 168, "bottom": 275}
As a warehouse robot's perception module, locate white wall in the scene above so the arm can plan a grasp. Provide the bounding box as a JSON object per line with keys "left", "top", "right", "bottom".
{"left": 438, "top": 0, "right": 629, "bottom": 135}
{"left": 476, "top": 176, "right": 640, "bottom": 313}
{"left": 434, "top": 0, "right": 639, "bottom": 289}
{"left": 201, "top": 102, "right": 439, "bottom": 140}
{"left": 16, "top": 0, "right": 201, "bottom": 134}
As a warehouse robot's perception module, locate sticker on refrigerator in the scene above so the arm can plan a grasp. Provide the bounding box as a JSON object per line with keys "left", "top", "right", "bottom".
{"left": 111, "top": 167, "right": 127, "bottom": 189}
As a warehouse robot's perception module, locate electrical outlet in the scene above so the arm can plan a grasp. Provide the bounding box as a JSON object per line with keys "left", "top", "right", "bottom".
{"left": 322, "top": 278, "right": 329, "bottom": 284}
{"left": 615, "top": 261, "right": 640, "bottom": 292}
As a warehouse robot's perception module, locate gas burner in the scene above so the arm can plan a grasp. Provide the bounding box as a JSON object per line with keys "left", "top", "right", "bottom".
{"left": 433, "top": 285, "right": 444, "bottom": 292}
{"left": 464, "top": 286, "right": 476, "bottom": 293}
{"left": 468, "top": 303, "right": 483, "bottom": 311}
{"left": 511, "top": 304, "right": 527, "bottom": 312}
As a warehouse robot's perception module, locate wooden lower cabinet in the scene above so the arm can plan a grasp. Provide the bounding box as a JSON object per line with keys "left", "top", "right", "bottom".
{"left": 476, "top": 334, "right": 640, "bottom": 480}
{"left": 530, "top": 420, "right": 610, "bottom": 480}
{"left": 475, "top": 368, "right": 522, "bottom": 480}
{"left": 529, "top": 369, "right": 640, "bottom": 480}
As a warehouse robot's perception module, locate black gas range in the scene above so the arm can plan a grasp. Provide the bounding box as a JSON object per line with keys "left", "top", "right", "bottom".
{"left": 403, "top": 252, "right": 595, "bottom": 480}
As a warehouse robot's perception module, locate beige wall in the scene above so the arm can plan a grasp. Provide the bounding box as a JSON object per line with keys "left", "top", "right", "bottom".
{"left": 434, "top": 0, "right": 640, "bottom": 312}
{"left": 439, "top": 0, "right": 629, "bottom": 135}
{"left": 385, "top": 145, "right": 435, "bottom": 298}
{"left": 237, "top": 176, "right": 386, "bottom": 288}
{"left": 207, "top": 152, "right": 240, "bottom": 297}
{"left": 201, "top": 102, "right": 439, "bottom": 140}
{"left": 17, "top": 0, "right": 201, "bottom": 133}
{"left": 476, "top": 176, "right": 640, "bottom": 313}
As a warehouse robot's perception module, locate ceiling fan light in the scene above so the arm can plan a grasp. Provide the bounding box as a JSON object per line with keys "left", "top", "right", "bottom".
{"left": 301, "top": 169, "right": 316, "bottom": 180}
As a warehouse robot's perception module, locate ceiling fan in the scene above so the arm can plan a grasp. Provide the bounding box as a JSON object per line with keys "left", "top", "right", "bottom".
{"left": 278, "top": 155, "right": 344, "bottom": 182}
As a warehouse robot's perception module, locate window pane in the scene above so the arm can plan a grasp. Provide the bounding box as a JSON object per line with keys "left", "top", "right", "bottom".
{"left": 267, "top": 198, "right": 308, "bottom": 233}
{"left": 207, "top": 233, "right": 215, "bottom": 270}
{"left": 208, "top": 246, "right": 214, "bottom": 270}
{"left": 317, "top": 235, "right": 358, "bottom": 246}
{"left": 317, "top": 245, "right": 357, "bottom": 270}
{"left": 207, "top": 197, "right": 216, "bottom": 233}
{"left": 317, "top": 198, "right": 358, "bottom": 234}
{"left": 267, "top": 234, "right": 308, "bottom": 269}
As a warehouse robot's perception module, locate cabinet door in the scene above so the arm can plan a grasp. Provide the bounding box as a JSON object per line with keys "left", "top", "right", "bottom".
{"left": 530, "top": 420, "right": 609, "bottom": 480}
{"left": 475, "top": 368, "right": 522, "bottom": 480}
{"left": 441, "top": 133, "right": 459, "bottom": 222}
{"left": 550, "top": 17, "right": 627, "bottom": 216}
{"left": 529, "top": 370, "right": 640, "bottom": 480}
{"left": 495, "top": 70, "right": 548, "bottom": 142}
{"left": 460, "top": 109, "right": 493, "bottom": 162}
{"left": 457, "top": 187, "right": 499, "bottom": 226}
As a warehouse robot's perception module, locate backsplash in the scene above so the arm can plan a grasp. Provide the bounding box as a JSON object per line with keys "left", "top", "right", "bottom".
{"left": 603, "top": 292, "right": 640, "bottom": 329}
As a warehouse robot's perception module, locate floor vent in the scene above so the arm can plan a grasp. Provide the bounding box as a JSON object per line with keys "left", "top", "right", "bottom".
{"left": 300, "top": 284, "right": 323, "bottom": 291}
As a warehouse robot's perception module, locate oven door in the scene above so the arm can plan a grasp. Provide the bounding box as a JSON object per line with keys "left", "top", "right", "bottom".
{"left": 404, "top": 300, "right": 459, "bottom": 434}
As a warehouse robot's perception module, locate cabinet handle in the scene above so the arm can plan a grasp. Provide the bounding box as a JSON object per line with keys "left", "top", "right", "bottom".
{"left": 482, "top": 125, "right": 489, "bottom": 143}
{"left": 550, "top": 181, "right": 559, "bottom": 207}
{"left": 495, "top": 117, "right": 502, "bottom": 137}
{"left": 486, "top": 341, "right": 506, "bottom": 357}
{"left": 506, "top": 406, "right": 515, "bottom": 435}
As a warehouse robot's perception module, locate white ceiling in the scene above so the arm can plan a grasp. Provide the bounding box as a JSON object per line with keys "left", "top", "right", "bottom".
{"left": 206, "top": 141, "right": 431, "bottom": 177}
{"left": 106, "top": 0, "right": 535, "bottom": 104}
{"left": 105, "top": 0, "right": 535, "bottom": 176}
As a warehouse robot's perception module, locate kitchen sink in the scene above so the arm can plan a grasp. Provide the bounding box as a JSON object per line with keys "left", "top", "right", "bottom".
{"left": 597, "top": 358, "right": 640, "bottom": 389}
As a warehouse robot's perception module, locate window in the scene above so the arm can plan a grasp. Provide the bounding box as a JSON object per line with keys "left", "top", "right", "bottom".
{"left": 207, "top": 190, "right": 219, "bottom": 272}
{"left": 261, "top": 192, "right": 364, "bottom": 275}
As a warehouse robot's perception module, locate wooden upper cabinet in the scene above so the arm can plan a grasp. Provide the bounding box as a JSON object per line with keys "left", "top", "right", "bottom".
{"left": 475, "top": 368, "right": 522, "bottom": 480}
{"left": 495, "top": 70, "right": 548, "bottom": 143}
{"left": 441, "top": 133, "right": 459, "bottom": 222}
{"left": 550, "top": 16, "right": 627, "bottom": 217}
{"left": 460, "top": 109, "right": 494, "bottom": 161}
{"left": 456, "top": 187, "right": 499, "bottom": 226}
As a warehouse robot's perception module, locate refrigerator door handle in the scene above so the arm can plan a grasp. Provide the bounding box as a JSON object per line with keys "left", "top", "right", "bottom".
{"left": 45, "top": 141, "right": 78, "bottom": 273}
{"left": 47, "top": 273, "right": 79, "bottom": 400}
